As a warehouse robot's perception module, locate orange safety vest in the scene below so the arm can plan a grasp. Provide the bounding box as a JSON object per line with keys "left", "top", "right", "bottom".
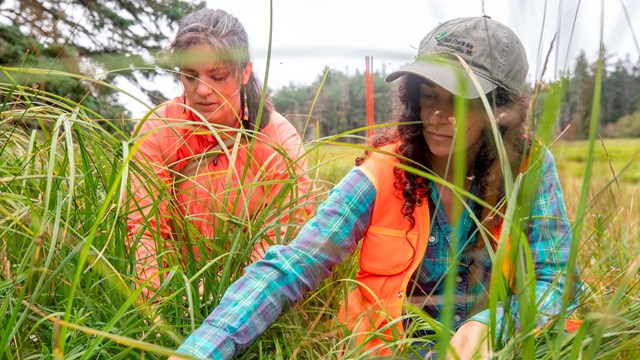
{"left": 337, "top": 143, "right": 430, "bottom": 355}
{"left": 337, "top": 143, "right": 581, "bottom": 355}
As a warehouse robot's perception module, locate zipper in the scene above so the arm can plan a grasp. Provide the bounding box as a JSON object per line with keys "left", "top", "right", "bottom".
{"left": 398, "top": 199, "right": 431, "bottom": 320}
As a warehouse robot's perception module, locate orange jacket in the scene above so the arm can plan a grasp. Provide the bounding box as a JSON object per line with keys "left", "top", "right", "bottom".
{"left": 128, "top": 96, "right": 313, "bottom": 291}
{"left": 337, "top": 144, "right": 430, "bottom": 355}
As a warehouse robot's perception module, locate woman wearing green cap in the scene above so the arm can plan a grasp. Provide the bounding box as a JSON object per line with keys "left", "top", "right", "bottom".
{"left": 170, "top": 16, "right": 578, "bottom": 360}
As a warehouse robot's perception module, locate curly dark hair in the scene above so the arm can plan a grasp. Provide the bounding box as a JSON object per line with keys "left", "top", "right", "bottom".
{"left": 356, "top": 74, "right": 529, "bottom": 232}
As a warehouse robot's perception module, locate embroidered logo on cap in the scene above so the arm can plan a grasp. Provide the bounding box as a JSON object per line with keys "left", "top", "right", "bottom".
{"left": 435, "top": 36, "right": 475, "bottom": 56}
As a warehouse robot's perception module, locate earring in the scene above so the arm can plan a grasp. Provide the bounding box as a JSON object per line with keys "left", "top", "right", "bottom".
{"left": 242, "top": 85, "right": 249, "bottom": 122}
{"left": 182, "top": 94, "right": 187, "bottom": 117}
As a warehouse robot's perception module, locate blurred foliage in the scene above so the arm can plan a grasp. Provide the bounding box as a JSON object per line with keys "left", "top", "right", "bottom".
{"left": 605, "top": 111, "right": 640, "bottom": 138}
{"left": 0, "top": 25, "right": 131, "bottom": 133}
{"left": 0, "top": 0, "right": 204, "bottom": 132}
{"left": 0, "top": 0, "right": 204, "bottom": 54}
{"left": 552, "top": 51, "right": 640, "bottom": 140}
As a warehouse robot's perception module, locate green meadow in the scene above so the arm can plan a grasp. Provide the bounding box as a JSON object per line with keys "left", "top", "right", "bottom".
{"left": 1, "top": 12, "right": 639, "bottom": 354}
{"left": 1, "top": 77, "right": 639, "bottom": 359}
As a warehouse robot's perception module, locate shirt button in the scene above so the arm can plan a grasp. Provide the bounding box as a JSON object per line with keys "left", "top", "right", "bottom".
{"left": 397, "top": 291, "right": 404, "bottom": 298}
{"left": 454, "top": 315, "right": 462, "bottom": 322}
{"left": 455, "top": 276, "right": 462, "bottom": 283}
{"left": 428, "top": 235, "right": 436, "bottom": 243}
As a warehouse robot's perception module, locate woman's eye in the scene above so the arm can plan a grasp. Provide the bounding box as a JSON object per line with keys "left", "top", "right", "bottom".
{"left": 210, "top": 72, "right": 229, "bottom": 82}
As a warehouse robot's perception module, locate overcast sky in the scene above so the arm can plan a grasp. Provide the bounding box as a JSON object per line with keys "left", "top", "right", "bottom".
{"left": 205, "top": 0, "right": 639, "bottom": 89}
{"left": 123, "top": 0, "right": 639, "bottom": 113}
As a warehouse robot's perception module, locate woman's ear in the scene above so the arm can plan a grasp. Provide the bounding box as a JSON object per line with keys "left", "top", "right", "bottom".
{"left": 242, "top": 61, "right": 253, "bottom": 85}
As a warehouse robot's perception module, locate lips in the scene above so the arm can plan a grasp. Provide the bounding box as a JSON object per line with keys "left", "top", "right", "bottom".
{"left": 426, "top": 131, "right": 453, "bottom": 142}
{"left": 195, "top": 102, "right": 218, "bottom": 112}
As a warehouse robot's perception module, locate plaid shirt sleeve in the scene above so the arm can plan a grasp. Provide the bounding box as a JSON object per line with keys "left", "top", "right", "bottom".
{"left": 469, "top": 148, "right": 575, "bottom": 340}
{"left": 176, "top": 167, "right": 376, "bottom": 359}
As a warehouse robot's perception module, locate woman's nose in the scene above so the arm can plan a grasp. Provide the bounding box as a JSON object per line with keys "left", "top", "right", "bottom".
{"left": 196, "top": 80, "right": 215, "bottom": 98}
{"left": 428, "top": 105, "right": 455, "bottom": 125}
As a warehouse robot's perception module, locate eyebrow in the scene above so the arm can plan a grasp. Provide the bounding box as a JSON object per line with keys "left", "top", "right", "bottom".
{"left": 180, "top": 63, "right": 231, "bottom": 72}
{"left": 211, "top": 66, "right": 231, "bottom": 74}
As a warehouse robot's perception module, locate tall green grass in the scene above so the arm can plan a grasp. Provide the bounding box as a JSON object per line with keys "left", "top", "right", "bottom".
{"left": 2, "top": 63, "right": 639, "bottom": 359}
{"left": 2, "top": 22, "right": 640, "bottom": 360}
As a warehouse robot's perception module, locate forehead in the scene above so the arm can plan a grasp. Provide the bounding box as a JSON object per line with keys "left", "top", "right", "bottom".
{"left": 418, "top": 80, "right": 486, "bottom": 110}
{"left": 175, "top": 44, "right": 236, "bottom": 71}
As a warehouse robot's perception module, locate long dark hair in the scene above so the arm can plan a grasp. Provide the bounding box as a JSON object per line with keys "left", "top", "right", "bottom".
{"left": 168, "top": 8, "right": 273, "bottom": 130}
{"left": 357, "top": 74, "right": 528, "bottom": 231}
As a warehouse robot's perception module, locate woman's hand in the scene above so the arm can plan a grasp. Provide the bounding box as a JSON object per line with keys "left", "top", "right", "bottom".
{"left": 445, "top": 320, "right": 491, "bottom": 360}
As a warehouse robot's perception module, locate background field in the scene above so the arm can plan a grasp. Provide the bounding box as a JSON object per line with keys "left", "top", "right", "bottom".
{"left": 2, "top": 105, "right": 638, "bottom": 358}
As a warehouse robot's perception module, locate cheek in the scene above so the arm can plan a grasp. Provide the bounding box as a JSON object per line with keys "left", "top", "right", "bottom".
{"left": 181, "top": 82, "right": 200, "bottom": 103}
{"left": 420, "top": 107, "right": 429, "bottom": 123}
{"left": 180, "top": 78, "right": 195, "bottom": 92}
{"left": 466, "top": 118, "right": 486, "bottom": 146}
{"left": 219, "top": 82, "right": 241, "bottom": 101}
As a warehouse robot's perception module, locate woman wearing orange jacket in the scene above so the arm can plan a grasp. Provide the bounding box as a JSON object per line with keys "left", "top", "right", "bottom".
{"left": 127, "top": 9, "right": 313, "bottom": 297}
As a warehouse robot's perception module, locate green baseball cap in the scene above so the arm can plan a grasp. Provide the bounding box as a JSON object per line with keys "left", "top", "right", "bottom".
{"left": 385, "top": 16, "right": 528, "bottom": 98}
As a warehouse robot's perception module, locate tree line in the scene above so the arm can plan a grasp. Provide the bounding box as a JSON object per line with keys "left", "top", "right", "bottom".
{"left": 272, "top": 67, "right": 395, "bottom": 143}
{"left": 272, "top": 52, "right": 640, "bottom": 141}
{"left": 558, "top": 51, "right": 640, "bottom": 139}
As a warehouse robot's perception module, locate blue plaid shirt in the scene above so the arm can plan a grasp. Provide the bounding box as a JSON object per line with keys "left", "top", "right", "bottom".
{"left": 177, "top": 149, "right": 574, "bottom": 359}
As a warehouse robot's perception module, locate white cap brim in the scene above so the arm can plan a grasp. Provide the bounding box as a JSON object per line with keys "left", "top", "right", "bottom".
{"left": 385, "top": 57, "right": 498, "bottom": 99}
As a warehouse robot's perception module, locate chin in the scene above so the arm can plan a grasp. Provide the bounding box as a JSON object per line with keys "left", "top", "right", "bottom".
{"left": 426, "top": 145, "right": 453, "bottom": 158}
{"left": 189, "top": 112, "right": 211, "bottom": 122}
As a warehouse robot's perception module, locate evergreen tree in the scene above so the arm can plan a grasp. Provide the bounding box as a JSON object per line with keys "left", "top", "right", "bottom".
{"left": 561, "top": 51, "right": 595, "bottom": 139}
{"left": 0, "top": 0, "right": 204, "bottom": 130}
{"left": 0, "top": 0, "right": 204, "bottom": 55}
{"left": 272, "top": 67, "right": 393, "bottom": 143}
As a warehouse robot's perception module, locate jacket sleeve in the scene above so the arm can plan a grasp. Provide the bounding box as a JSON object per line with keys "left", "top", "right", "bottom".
{"left": 127, "top": 108, "right": 180, "bottom": 294}
{"left": 469, "top": 149, "right": 576, "bottom": 341}
{"left": 250, "top": 112, "right": 316, "bottom": 259}
{"left": 175, "top": 167, "right": 375, "bottom": 359}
